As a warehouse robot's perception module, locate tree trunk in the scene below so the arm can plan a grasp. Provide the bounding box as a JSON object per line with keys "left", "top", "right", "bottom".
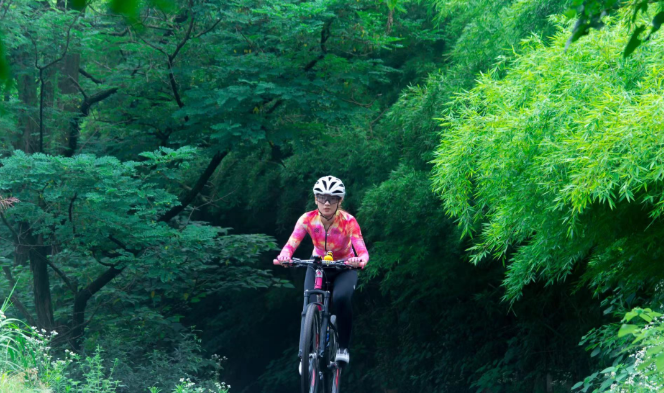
{"left": 41, "top": 64, "right": 56, "bottom": 151}
{"left": 27, "top": 232, "right": 54, "bottom": 329}
{"left": 16, "top": 55, "right": 38, "bottom": 153}
{"left": 59, "top": 53, "right": 80, "bottom": 154}
{"left": 71, "top": 266, "right": 123, "bottom": 350}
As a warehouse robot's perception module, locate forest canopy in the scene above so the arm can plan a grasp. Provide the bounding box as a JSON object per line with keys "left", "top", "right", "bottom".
{"left": 2, "top": 0, "right": 664, "bottom": 392}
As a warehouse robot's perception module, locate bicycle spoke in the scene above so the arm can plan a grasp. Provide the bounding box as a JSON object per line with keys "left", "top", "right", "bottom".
{"left": 301, "top": 303, "right": 321, "bottom": 393}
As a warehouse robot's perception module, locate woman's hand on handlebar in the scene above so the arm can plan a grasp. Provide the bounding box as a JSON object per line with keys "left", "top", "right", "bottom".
{"left": 345, "top": 257, "right": 366, "bottom": 269}
{"left": 273, "top": 255, "right": 292, "bottom": 267}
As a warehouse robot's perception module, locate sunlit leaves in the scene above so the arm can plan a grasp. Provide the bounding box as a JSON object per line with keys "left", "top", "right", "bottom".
{"left": 565, "top": 0, "right": 664, "bottom": 57}
{"left": 432, "top": 16, "right": 664, "bottom": 300}
{"left": 617, "top": 323, "right": 638, "bottom": 337}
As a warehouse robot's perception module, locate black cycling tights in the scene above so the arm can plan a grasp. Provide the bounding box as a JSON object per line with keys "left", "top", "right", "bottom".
{"left": 303, "top": 268, "right": 358, "bottom": 350}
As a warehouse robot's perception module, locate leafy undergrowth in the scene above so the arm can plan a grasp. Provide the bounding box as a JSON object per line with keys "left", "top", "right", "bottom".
{"left": 0, "top": 299, "right": 231, "bottom": 393}
{"left": 0, "top": 373, "right": 48, "bottom": 393}
{"left": 572, "top": 307, "right": 664, "bottom": 393}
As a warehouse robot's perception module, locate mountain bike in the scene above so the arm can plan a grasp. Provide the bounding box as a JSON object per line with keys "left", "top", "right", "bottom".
{"left": 283, "top": 256, "right": 358, "bottom": 393}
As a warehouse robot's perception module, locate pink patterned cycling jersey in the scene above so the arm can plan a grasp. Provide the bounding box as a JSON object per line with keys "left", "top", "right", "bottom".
{"left": 278, "top": 210, "right": 369, "bottom": 263}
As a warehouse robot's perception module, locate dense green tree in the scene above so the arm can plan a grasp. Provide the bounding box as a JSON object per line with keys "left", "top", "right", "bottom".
{"left": 432, "top": 15, "right": 664, "bottom": 301}
{"left": 0, "top": 149, "right": 278, "bottom": 348}
{"left": 432, "top": 13, "right": 664, "bottom": 392}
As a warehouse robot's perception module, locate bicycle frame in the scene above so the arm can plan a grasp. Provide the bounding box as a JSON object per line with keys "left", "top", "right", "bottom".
{"left": 301, "top": 275, "right": 331, "bottom": 359}
{"left": 291, "top": 257, "right": 350, "bottom": 361}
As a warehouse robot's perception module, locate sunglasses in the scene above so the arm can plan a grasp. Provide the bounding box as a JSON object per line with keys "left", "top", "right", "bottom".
{"left": 316, "top": 195, "right": 341, "bottom": 204}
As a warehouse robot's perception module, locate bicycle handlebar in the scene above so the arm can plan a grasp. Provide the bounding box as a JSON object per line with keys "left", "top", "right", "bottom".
{"left": 276, "top": 257, "right": 361, "bottom": 270}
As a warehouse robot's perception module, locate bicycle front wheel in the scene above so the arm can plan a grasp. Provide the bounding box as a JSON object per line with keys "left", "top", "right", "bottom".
{"left": 301, "top": 303, "right": 322, "bottom": 393}
{"left": 328, "top": 367, "right": 342, "bottom": 393}
{"left": 324, "top": 317, "right": 341, "bottom": 393}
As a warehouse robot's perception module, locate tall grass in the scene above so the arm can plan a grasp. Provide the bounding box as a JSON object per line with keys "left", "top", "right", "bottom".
{"left": 0, "top": 290, "right": 55, "bottom": 391}
{"left": 0, "top": 293, "right": 231, "bottom": 392}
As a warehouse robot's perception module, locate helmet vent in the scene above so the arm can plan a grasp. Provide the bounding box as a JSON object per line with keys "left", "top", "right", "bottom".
{"left": 312, "top": 176, "right": 346, "bottom": 198}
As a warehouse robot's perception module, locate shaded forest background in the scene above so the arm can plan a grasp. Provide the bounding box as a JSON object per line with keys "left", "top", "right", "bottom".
{"left": 2, "top": 0, "right": 664, "bottom": 392}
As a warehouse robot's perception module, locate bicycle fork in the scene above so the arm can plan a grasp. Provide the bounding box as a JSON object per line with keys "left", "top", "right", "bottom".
{"left": 298, "top": 269, "right": 331, "bottom": 360}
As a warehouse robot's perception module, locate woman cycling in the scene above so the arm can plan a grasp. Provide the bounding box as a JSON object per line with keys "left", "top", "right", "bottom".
{"left": 273, "top": 175, "right": 369, "bottom": 368}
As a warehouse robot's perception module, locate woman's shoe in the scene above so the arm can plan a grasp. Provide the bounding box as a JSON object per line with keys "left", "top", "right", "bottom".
{"left": 335, "top": 348, "right": 349, "bottom": 364}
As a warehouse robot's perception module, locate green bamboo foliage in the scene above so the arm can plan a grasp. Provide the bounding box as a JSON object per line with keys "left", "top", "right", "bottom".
{"left": 432, "top": 14, "right": 664, "bottom": 301}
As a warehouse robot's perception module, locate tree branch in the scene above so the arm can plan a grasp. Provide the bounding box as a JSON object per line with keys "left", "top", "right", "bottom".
{"left": 0, "top": 212, "right": 19, "bottom": 244}
{"left": 303, "top": 18, "right": 333, "bottom": 72}
{"left": 158, "top": 150, "right": 227, "bottom": 222}
{"left": 78, "top": 266, "right": 124, "bottom": 304}
{"left": 266, "top": 99, "right": 283, "bottom": 115}
{"left": 169, "top": 0, "right": 195, "bottom": 63}
{"left": 45, "top": 259, "right": 76, "bottom": 294}
{"left": 167, "top": 63, "right": 186, "bottom": 109}
{"left": 66, "top": 87, "right": 119, "bottom": 157}
{"left": 70, "top": 265, "right": 124, "bottom": 347}
{"left": 81, "top": 88, "right": 119, "bottom": 115}
{"left": 165, "top": 0, "right": 195, "bottom": 111}
{"left": 68, "top": 76, "right": 88, "bottom": 100}
{"left": 91, "top": 254, "right": 120, "bottom": 268}
{"left": 107, "top": 28, "right": 129, "bottom": 37}
{"left": 39, "top": 16, "right": 79, "bottom": 72}
{"left": 1, "top": 0, "right": 13, "bottom": 19}
{"left": 68, "top": 193, "right": 77, "bottom": 222}
{"left": 36, "top": 15, "right": 79, "bottom": 153}
{"left": 68, "top": 192, "right": 77, "bottom": 234}
{"left": 139, "top": 36, "right": 169, "bottom": 57}
{"left": 194, "top": 17, "right": 222, "bottom": 39}
{"left": 78, "top": 68, "right": 103, "bottom": 84}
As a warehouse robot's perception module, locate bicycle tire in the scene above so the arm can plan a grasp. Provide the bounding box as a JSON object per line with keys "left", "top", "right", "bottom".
{"left": 324, "top": 317, "right": 342, "bottom": 393}
{"left": 301, "top": 303, "right": 322, "bottom": 393}
{"left": 329, "top": 367, "right": 342, "bottom": 393}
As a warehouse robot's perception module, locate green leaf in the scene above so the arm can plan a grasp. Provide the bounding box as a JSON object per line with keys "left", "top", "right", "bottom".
{"left": 572, "top": 382, "right": 584, "bottom": 390}
{"left": 599, "top": 379, "right": 613, "bottom": 391}
{"left": 564, "top": 8, "right": 577, "bottom": 19}
{"left": 624, "top": 310, "right": 638, "bottom": 322}
{"left": 617, "top": 324, "right": 638, "bottom": 337}
{"left": 646, "top": 346, "right": 664, "bottom": 357}
{"left": 655, "top": 354, "right": 664, "bottom": 372}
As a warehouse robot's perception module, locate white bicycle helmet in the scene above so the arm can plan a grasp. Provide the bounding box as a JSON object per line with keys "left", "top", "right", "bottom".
{"left": 313, "top": 176, "right": 346, "bottom": 198}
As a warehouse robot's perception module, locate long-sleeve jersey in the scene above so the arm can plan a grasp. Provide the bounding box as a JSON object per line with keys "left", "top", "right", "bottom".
{"left": 278, "top": 210, "right": 370, "bottom": 262}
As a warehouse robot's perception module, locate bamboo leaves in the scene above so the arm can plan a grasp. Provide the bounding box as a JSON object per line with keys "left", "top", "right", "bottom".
{"left": 566, "top": 0, "right": 664, "bottom": 57}
{"left": 432, "top": 15, "right": 664, "bottom": 300}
